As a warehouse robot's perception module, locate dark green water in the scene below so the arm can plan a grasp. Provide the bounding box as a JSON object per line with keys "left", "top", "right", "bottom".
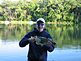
{"left": 0, "top": 24, "right": 81, "bottom": 61}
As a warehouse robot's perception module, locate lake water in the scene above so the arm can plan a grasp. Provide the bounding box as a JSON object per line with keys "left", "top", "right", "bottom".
{"left": 0, "top": 24, "right": 81, "bottom": 61}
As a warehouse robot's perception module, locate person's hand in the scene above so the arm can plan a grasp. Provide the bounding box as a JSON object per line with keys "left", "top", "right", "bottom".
{"left": 46, "top": 41, "right": 52, "bottom": 46}
{"left": 28, "top": 36, "right": 36, "bottom": 43}
{"left": 47, "top": 38, "right": 56, "bottom": 46}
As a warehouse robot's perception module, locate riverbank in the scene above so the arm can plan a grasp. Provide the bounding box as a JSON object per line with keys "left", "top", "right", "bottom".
{"left": 0, "top": 21, "right": 73, "bottom": 25}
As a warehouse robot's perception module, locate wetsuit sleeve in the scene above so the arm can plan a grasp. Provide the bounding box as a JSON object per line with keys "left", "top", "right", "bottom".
{"left": 19, "top": 32, "right": 31, "bottom": 47}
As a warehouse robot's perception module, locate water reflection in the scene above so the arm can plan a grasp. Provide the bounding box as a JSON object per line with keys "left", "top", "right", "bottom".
{"left": 0, "top": 24, "right": 33, "bottom": 42}
{"left": 0, "top": 24, "right": 81, "bottom": 61}
{"left": 0, "top": 24, "right": 81, "bottom": 49}
{"left": 46, "top": 24, "right": 81, "bottom": 49}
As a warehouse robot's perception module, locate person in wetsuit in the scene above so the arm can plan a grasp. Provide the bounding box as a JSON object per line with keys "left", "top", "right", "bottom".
{"left": 19, "top": 18, "right": 55, "bottom": 61}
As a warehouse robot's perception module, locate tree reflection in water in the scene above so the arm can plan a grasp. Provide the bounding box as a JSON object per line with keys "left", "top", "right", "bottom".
{"left": 0, "top": 24, "right": 81, "bottom": 61}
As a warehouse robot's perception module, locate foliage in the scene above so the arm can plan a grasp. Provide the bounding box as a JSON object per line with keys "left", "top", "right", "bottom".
{"left": 0, "top": 0, "right": 81, "bottom": 23}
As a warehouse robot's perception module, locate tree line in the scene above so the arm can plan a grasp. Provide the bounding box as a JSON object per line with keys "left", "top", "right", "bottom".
{"left": 0, "top": 0, "right": 81, "bottom": 24}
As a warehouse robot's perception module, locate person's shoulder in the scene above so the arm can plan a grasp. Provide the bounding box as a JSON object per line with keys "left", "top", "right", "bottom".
{"left": 27, "top": 30, "right": 34, "bottom": 34}
{"left": 43, "top": 29, "right": 51, "bottom": 35}
{"left": 43, "top": 29, "right": 52, "bottom": 38}
{"left": 24, "top": 30, "right": 34, "bottom": 37}
{"left": 44, "top": 29, "right": 49, "bottom": 33}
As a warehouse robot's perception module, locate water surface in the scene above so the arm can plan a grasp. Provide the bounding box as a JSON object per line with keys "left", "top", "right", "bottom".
{"left": 0, "top": 24, "right": 81, "bottom": 61}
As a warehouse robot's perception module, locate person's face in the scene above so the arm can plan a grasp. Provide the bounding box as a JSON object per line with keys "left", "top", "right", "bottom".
{"left": 36, "top": 21, "right": 45, "bottom": 32}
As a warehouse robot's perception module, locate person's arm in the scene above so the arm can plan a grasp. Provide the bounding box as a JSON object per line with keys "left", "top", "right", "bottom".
{"left": 43, "top": 40, "right": 55, "bottom": 52}
{"left": 43, "top": 33, "right": 56, "bottom": 52}
{"left": 19, "top": 32, "right": 31, "bottom": 47}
